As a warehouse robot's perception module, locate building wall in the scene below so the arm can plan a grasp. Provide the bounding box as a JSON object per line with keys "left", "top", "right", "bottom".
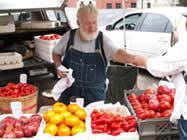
{"left": 136, "top": 0, "right": 180, "bottom": 9}
{"left": 66, "top": 0, "right": 137, "bottom": 9}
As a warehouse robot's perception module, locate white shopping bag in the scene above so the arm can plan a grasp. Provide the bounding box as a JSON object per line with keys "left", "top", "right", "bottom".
{"left": 52, "top": 65, "right": 75, "bottom": 101}
{"left": 170, "top": 74, "right": 186, "bottom": 123}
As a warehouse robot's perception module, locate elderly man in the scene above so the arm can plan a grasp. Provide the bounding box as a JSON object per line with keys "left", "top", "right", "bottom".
{"left": 52, "top": 4, "right": 142, "bottom": 106}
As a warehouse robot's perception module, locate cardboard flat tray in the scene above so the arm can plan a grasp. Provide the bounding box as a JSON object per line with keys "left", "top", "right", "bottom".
{"left": 0, "top": 52, "right": 23, "bottom": 65}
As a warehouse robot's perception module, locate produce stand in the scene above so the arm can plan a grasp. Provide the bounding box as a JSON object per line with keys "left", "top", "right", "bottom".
{"left": 124, "top": 89, "right": 179, "bottom": 140}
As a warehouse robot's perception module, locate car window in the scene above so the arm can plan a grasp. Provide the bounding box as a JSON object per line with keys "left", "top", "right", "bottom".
{"left": 165, "top": 21, "right": 174, "bottom": 33}
{"left": 113, "top": 13, "right": 142, "bottom": 30}
{"left": 140, "top": 13, "right": 169, "bottom": 32}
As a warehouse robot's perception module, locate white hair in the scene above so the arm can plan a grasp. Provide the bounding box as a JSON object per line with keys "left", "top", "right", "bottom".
{"left": 77, "top": 4, "right": 98, "bottom": 21}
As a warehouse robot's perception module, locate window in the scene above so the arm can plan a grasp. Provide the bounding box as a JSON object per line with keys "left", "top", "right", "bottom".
{"left": 165, "top": 21, "right": 174, "bottom": 33}
{"left": 116, "top": 3, "right": 121, "bottom": 8}
{"left": 147, "top": 2, "right": 151, "bottom": 8}
{"left": 131, "top": 3, "right": 136, "bottom": 8}
{"left": 113, "top": 13, "right": 142, "bottom": 30}
{"left": 106, "top": 3, "right": 112, "bottom": 9}
{"left": 140, "top": 13, "right": 169, "bottom": 32}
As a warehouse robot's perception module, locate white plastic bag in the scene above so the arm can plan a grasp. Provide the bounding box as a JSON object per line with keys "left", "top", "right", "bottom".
{"left": 170, "top": 73, "right": 186, "bottom": 123}
{"left": 52, "top": 65, "right": 75, "bottom": 101}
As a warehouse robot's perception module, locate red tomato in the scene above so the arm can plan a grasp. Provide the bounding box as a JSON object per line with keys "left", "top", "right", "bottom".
{"left": 135, "top": 108, "right": 145, "bottom": 115}
{"left": 139, "top": 94, "right": 145, "bottom": 102}
{"left": 54, "top": 34, "right": 61, "bottom": 39}
{"left": 92, "top": 129, "right": 104, "bottom": 134}
{"left": 132, "top": 103, "right": 142, "bottom": 111}
{"left": 144, "top": 94, "right": 157, "bottom": 102}
{"left": 141, "top": 101, "right": 149, "bottom": 110}
{"left": 124, "top": 115, "right": 135, "bottom": 121}
{"left": 128, "top": 119, "right": 137, "bottom": 128}
{"left": 157, "top": 85, "right": 172, "bottom": 95}
{"left": 128, "top": 127, "right": 136, "bottom": 132}
{"left": 144, "top": 88, "right": 156, "bottom": 95}
{"left": 154, "top": 112, "right": 161, "bottom": 118}
{"left": 159, "top": 94, "right": 171, "bottom": 103}
{"left": 168, "top": 92, "right": 175, "bottom": 104}
{"left": 40, "top": 35, "right": 45, "bottom": 40}
{"left": 148, "top": 99, "right": 159, "bottom": 111}
{"left": 159, "top": 100, "right": 171, "bottom": 111}
{"left": 161, "top": 109, "right": 172, "bottom": 118}
{"left": 110, "top": 129, "right": 123, "bottom": 136}
{"left": 147, "top": 110, "right": 155, "bottom": 118}
{"left": 128, "top": 94, "right": 139, "bottom": 102}
{"left": 122, "top": 120, "right": 130, "bottom": 131}
{"left": 50, "top": 36, "right": 56, "bottom": 40}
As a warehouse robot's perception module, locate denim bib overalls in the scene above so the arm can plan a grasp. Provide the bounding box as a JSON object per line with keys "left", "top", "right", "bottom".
{"left": 60, "top": 29, "right": 107, "bottom": 106}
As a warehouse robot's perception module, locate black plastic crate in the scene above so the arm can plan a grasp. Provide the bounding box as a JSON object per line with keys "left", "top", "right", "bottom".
{"left": 124, "top": 89, "right": 178, "bottom": 139}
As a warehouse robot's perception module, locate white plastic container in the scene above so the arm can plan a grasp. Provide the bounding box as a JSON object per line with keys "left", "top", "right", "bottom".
{"left": 86, "top": 103, "right": 140, "bottom": 140}
{"left": 34, "top": 34, "right": 61, "bottom": 62}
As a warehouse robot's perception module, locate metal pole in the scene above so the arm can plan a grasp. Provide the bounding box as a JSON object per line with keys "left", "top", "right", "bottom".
{"left": 122, "top": 0, "right": 126, "bottom": 48}
{"left": 142, "top": 0, "right": 143, "bottom": 9}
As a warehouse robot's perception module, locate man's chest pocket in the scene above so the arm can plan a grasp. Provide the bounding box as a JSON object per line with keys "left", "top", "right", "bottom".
{"left": 85, "top": 64, "right": 96, "bottom": 82}
{"left": 70, "top": 61, "right": 96, "bottom": 82}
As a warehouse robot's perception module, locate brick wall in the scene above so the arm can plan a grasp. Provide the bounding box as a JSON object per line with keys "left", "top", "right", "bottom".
{"left": 66, "top": 0, "right": 137, "bottom": 9}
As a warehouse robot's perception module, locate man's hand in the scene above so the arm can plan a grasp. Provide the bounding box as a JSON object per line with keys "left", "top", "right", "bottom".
{"left": 57, "top": 69, "right": 67, "bottom": 78}
{"left": 133, "top": 55, "right": 148, "bottom": 68}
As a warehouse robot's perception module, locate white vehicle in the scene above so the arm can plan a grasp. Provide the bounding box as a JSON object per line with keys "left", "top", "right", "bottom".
{"left": 102, "top": 7, "right": 187, "bottom": 57}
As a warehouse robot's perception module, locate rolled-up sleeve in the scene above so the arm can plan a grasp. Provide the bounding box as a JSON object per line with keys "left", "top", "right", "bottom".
{"left": 53, "top": 31, "right": 70, "bottom": 56}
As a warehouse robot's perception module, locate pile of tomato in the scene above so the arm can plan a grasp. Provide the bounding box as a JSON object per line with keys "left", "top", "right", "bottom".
{"left": 40, "top": 34, "right": 61, "bottom": 40}
{"left": 43, "top": 102, "right": 87, "bottom": 136}
{"left": 0, "top": 83, "right": 37, "bottom": 98}
{"left": 90, "top": 109, "right": 137, "bottom": 136}
{"left": 128, "top": 85, "right": 175, "bottom": 120}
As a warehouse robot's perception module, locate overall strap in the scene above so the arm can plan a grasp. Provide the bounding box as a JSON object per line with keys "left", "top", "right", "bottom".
{"left": 96, "top": 31, "right": 107, "bottom": 66}
{"left": 65, "top": 29, "right": 76, "bottom": 54}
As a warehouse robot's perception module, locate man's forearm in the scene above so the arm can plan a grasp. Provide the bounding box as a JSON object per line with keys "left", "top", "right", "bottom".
{"left": 112, "top": 49, "right": 147, "bottom": 67}
{"left": 52, "top": 52, "right": 62, "bottom": 67}
{"left": 112, "top": 49, "right": 136, "bottom": 64}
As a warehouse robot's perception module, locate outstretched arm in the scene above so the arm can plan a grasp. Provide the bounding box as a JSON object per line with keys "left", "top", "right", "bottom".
{"left": 112, "top": 48, "right": 148, "bottom": 67}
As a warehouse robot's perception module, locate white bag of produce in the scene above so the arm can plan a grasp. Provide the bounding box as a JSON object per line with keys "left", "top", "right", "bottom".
{"left": 52, "top": 65, "right": 75, "bottom": 101}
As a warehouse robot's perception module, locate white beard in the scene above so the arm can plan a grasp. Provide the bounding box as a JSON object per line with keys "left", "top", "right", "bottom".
{"left": 80, "top": 28, "right": 99, "bottom": 41}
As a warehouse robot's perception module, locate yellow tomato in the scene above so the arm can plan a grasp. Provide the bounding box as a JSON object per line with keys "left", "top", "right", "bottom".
{"left": 77, "top": 120, "right": 86, "bottom": 128}
{"left": 67, "top": 104, "right": 80, "bottom": 113}
{"left": 75, "top": 108, "right": 87, "bottom": 121}
{"left": 64, "top": 115, "right": 80, "bottom": 127}
{"left": 43, "top": 110, "right": 55, "bottom": 123}
{"left": 53, "top": 102, "right": 67, "bottom": 113}
{"left": 71, "top": 126, "right": 85, "bottom": 136}
{"left": 43, "top": 123, "right": 58, "bottom": 136}
{"left": 60, "top": 110, "right": 72, "bottom": 119}
{"left": 49, "top": 113, "right": 63, "bottom": 125}
{"left": 57, "top": 125, "right": 71, "bottom": 136}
